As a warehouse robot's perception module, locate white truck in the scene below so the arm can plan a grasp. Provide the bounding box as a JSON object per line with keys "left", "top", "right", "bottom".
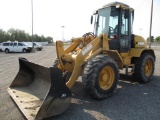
{"left": 1, "top": 41, "right": 32, "bottom": 53}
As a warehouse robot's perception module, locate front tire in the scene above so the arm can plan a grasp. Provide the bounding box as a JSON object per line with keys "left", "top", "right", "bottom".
{"left": 82, "top": 55, "right": 119, "bottom": 99}
{"left": 36, "top": 48, "right": 40, "bottom": 51}
{"left": 132, "top": 53, "right": 155, "bottom": 83}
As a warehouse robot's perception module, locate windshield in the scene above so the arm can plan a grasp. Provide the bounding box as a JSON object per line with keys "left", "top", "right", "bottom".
{"left": 34, "top": 43, "right": 40, "bottom": 46}
{"left": 96, "top": 7, "right": 119, "bottom": 36}
{"left": 22, "top": 42, "right": 29, "bottom": 46}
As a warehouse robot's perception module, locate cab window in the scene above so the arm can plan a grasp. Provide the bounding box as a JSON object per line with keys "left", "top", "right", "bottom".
{"left": 14, "top": 43, "right": 17, "bottom": 46}
{"left": 3, "top": 43, "right": 9, "bottom": 46}
{"left": 10, "top": 43, "right": 13, "bottom": 46}
{"left": 109, "top": 7, "right": 119, "bottom": 35}
{"left": 121, "top": 11, "right": 129, "bottom": 35}
{"left": 18, "top": 43, "right": 23, "bottom": 46}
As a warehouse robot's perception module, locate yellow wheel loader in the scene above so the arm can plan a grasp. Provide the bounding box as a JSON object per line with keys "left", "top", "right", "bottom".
{"left": 8, "top": 2, "right": 155, "bottom": 120}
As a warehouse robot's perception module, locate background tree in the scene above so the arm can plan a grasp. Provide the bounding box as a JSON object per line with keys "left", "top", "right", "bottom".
{"left": 155, "top": 36, "right": 160, "bottom": 42}
{"left": 7, "top": 28, "right": 16, "bottom": 41}
{"left": 45, "top": 36, "right": 53, "bottom": 43}
{"left": 146, "top": 36, "right": 154, "bottom": 42}
{"left": 0, "top": 29, "right": 7, "bottom": 42}
{"left": 0, "top": 28, "right": 53, "bottom": 43}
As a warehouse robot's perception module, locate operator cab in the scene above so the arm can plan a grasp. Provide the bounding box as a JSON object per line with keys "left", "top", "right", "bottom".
{"left": 92, "top": 2, "right": 134, "bottom": 52}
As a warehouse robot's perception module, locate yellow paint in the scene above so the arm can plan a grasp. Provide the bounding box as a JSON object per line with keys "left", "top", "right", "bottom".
{"left": 120, "top": 52, "right": 129, "bottom": 58}
{"left": 99, "top": 66, "right": 115, "bottom": 90}
{"left": 102, "top": 34, "right": 110, "bottom": 50}
{"left": 134, "top": 35, "right": 147, "bottom": 48}
{"left": 144, "top": 59, "right": 153, "bottom": 76}
{"left": 56, "top": 41, "right": 65, "bottom": 68}
{"left": 123, "top": 56, "right": 132, "bottom": 65}
{"left": 103, "top": 50, "right": 123, "bottom": 69}
{"left": 66, "top": 34, "right": 103, "bottom": 88}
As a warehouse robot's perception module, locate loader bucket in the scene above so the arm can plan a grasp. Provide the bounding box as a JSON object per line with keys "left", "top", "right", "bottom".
{"left": 8, "top": 58, "right": 71, "bottom": 120}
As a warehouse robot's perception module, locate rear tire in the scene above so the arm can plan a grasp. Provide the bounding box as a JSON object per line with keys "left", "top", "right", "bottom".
{"left": 82, "top": 55, "right": 119, "bottom": 99}
{"left": 5, "top": 49, "right": 9, "bottom": 53}
{"left": 23, "top": 49, "right": 27, "bottom": 53}
{"left": 132, "top": 53, "right": 155, "bottom": 83}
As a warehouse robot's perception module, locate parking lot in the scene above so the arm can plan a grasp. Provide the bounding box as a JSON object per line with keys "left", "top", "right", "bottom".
{"left": 0, "top": 46, "right": 160, "bottom": 120}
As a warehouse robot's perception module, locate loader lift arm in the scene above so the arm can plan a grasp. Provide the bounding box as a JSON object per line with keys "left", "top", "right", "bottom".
{"left": 56, "top": 34, "right": 103, "bottom": 88}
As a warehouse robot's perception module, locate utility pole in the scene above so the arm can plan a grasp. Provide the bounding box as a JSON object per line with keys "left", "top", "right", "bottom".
{"left": 149, "top": 0, "right": 153, "bottom": 48}
{"left": 61, "top": 26, "right": 65, "bottom": 42}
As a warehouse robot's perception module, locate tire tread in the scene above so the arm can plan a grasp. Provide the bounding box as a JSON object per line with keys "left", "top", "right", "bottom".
{"left": 82, "top": 54, "right": 119, "bottom": 99}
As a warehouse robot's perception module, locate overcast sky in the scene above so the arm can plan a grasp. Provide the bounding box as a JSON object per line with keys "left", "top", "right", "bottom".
{"left": 0, "top": 0, "right": 159, "bottom": 41}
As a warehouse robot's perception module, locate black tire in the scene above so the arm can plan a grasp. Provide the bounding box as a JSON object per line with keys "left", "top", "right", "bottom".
{"left": 82, "top": 55, "right": 119, "bottom": 99}
{"left": 23, "top": 48, "right": 27, "bottom": 53}
{"left": 53, "top": 58, "right": 71, "bottom": 83}
{"left": 132, "top": 53, "right": 155, "bottom": 83}
{"left": 36, "top": 48, "right": 41, "bottom": 51}
{"left": 5, "top": 49, "right": 9, "bottom": 53}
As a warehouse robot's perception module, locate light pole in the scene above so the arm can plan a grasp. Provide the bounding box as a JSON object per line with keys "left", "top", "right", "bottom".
{"left": 149, "top": 0, "right": 153, "bottom": 48}
{"left": 139, "top": 28, "right": 142, "bottom": 36}
{"left": 31, "top": 0, "right": 36, "bottom": 52}
{"left": 61, "top": 26, "right": 65, "bottom": 42}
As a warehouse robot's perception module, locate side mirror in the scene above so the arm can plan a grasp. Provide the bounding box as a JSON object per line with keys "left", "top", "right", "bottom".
{"left": 124, "top": 9, "right": 129, "bottom": 19}
{"left": 90, "top": 15, "right": 93, "bottom": 24}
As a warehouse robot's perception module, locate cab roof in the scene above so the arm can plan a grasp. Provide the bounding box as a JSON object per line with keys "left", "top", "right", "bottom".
{"left": 93, "top": 1, "right": 133, "bottom": 14}
{"left": 102, "top": 1, "right": 133, "bottom": 10}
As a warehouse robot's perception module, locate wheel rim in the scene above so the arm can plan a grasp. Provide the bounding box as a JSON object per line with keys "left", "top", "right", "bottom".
{"left": 99, "top": 66, "right": 115, "bottom": 90}
{"left": 144, "top": 59, "right": 153, "bottom": 76}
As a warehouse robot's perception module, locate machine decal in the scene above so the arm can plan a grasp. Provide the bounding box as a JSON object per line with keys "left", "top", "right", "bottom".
{"left": 137, "top": 42, "right": 144, "bottom": 45}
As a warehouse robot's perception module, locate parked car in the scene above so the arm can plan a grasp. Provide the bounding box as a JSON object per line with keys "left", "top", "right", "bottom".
{"left": 1, "top": 41, "right": 32, "bottom": 53}
{"left": 34, "top": 42, "right": 43, "bottom": 51}
{"left": 0, "top": 43, "right": 2, "bottom": 52}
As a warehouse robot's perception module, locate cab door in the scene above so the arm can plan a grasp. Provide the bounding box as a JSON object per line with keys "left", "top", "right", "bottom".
{"left": 119, "top": 10, "right": 131, "bottom": 53}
